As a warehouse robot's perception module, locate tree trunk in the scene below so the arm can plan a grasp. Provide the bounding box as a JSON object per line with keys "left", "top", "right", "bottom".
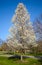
{"left": 21, "top": 55, "right": 23, "bottom": 61}
{"left": 24, "top": 50, "right": 26, "bottom": 54}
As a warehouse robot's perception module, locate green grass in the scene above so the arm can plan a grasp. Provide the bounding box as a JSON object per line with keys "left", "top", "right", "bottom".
{"left": 21, "top": 52, "right": 42, "bottom": 56}
{"left": 0, "top": 51, "right": 42, "bottom": 56}
{"left": 0, "top": 56, "right": 42, "bottom": 65}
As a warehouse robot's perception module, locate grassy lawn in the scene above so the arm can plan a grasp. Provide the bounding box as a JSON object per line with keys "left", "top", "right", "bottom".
{"left": 0, "top": 51, "right": 42, "bottom": 56}
{"left": 25, "top": 53, "right": 42, "bottom": 56}
{"left": 0, "top": 56, "right": 42, "bottom": 65}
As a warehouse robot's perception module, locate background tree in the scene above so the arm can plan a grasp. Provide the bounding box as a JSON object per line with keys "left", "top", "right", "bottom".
{"left": 0, "top": 42, "right": 10, "bottom": 51}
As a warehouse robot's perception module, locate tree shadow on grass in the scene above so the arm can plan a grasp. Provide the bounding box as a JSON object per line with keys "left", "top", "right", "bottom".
{"left": 8, "top": 55, "right": 21, "bottom": 61}
{"left": 38, "top": 59, "right": 42, "bottom": 64}
{"left": 34, "top": 56, "right": 42, "bottom": 64}
{"left": 8, "top": 55, "right": 30, "bottom": 61}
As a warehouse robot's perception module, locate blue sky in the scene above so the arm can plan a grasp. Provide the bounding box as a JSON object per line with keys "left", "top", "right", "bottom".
{"left": 0, "top": 0, "right": 42, "bottom": 41}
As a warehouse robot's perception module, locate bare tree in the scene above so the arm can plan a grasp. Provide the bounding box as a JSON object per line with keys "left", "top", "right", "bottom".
{"left": 33, "top": 14, "right": 42, "bottom": 41}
